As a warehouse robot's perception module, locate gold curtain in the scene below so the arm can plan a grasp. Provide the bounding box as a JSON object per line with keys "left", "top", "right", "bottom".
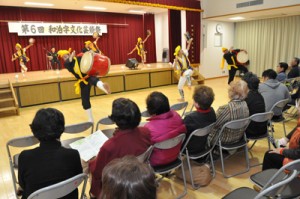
{"left": 234, "top": 15, "right": 300, "bottom": 76}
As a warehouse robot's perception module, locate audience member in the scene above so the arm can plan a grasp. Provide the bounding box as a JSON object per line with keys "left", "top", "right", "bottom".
{"left": 276, "top": 62, "right": 288, "bottom": 82}
{"left": 89, "top": 98, "right": 151, "bottom": 198}
{"left": 18, "top": 108, "right": 82, "bottom": 199}
{"left": 242, "top": 72, "right": 267, "bottom": 137}
{"left": 208, "top": 80, "right": 249, "bottom": 146}
{"left": 100, "top": 156, "right": 156, "bottom": 199}
{"left": 287, "top": 57, "right": 300, "bottom": 79}
{"left": 144, "top": 91, "right": 186, "bottom": 166}
{"left": 262, "top": 116, "right": 300, "bottom": 170}
{"left": 183, "top": 85, "right": 216, "bottom": 155}
{"left": 259, "top": 69, "right": 290, "bottom": 120}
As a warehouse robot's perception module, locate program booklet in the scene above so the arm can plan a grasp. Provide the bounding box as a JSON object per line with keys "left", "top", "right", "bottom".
{"left": 70, "top": 130, "right": 109, "bottom": 161}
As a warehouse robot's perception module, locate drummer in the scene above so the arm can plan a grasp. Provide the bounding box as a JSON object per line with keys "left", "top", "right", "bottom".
{"left": 220, "top": 47, "right": 249, "bottom": 84}
{"left": 82, "top": 40, "right": 100, "bottom": 53}
{"left": 57, "top": 49, "right": 110, "bottom": 123}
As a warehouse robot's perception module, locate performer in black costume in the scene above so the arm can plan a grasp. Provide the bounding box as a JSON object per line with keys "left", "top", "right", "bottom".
{"left": 221, "top": 47, "right": 248, "bottom": 84}
{"left": 47, "top": 47, "right": 61, "bottom": 70}
{"left": 57, "top": 49, "right": 110, "bottom": 122}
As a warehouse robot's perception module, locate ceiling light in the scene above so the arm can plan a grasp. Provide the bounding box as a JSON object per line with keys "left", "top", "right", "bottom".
{"left": 129, "top": 10, "right": 146, "bottom": 14}
{"left": 229, "top": 16, "right": 245, "bottom": 20}
{"left": 24, "top": 2, "right": 54, "bottom": 6}
{"left": 83, "top": 6, "right": 107, "bottom": 11}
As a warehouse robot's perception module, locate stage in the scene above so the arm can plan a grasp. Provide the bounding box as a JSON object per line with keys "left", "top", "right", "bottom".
{"left": 0, "top": 63, "right": 178, "bottom": 107}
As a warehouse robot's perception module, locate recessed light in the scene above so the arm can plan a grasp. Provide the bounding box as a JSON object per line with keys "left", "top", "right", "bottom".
{"left": 24, "top": 2, "right": 54, "bottom": 6}
{"left": 129, "top": 10, "right": 146, "bottom": 14}
{"left": 229, "top": 16, "right": 245, "bottom": 20}
{"left": 83, "top": 6, "right": 107, "bottom": 11}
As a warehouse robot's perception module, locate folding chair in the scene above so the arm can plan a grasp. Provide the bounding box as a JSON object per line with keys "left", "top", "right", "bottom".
{"left": 247, "top": 112, "right": 274, "bottom": 151}
{"left": 95, "top": 117, "right": 115, "bottom": 139}
{"left": 269, "top": 98, "right": 290, "bottom": 136}
{"left": 250, "top": 159, "right": 300, "bottom": 198}
{"left": 141, "top": 110, "right": 151, "bottom": 118}
{"left": 136, "top": 145, "right": 154, "bottom": 163}
{"left": 222, "top": 169, "right": 298, "bottom": 199}
{"left": 27, "top": 173, "right": 88, "bottom": 199}
{"left": 180, "top": 122, "right": 216, "bottom": 189}
{"left": 151, "top": 134, "right": 187, "bottom": 199}
{"left": 216, "top": 118, "right": 251, "bottom": 178}
{"left": 61, "top": 122, "right": 94, "bottom": 148}
{"left": 170, "top": 101, "right": 188, "bottom": 117}
{"left": 6, "top": 135, "right": 40, "bottom": 197}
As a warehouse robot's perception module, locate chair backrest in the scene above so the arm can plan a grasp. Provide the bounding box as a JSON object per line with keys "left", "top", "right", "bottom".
{"left": 27, "top": 173, "right": 88, "bottom": 199}
{"left": 136, "top": 146, "right": 154, "bottom": 163}
{"left": 141, "top": 110, "right": 151, "bottom": 118}
{"left": 170, "top": 101, "right": 188, "bottom": 117}
{"left": 64, "top": 122, "right": 94, "bottom": 134}
{"left": 154, "top": 134, "right": 186, "bottom": 150}
{"left": 95, "top": 117, "right": 115, "bottom": 130}
{"left": 101, "top": 128, "right": 115, "bottom": 139}
{"left": 249, "top": 112, "right": 274, "bottom": 123}
{"left": 270, "top": 98, "right": 289, "bottom": 112}
{"left": 255, "top": 170, "right": 298, "bottom": 199}
{"left": 213, "top": 118, "right": 250, "bottom": 148}
{"left": 6, "top": 135, "right": 39, "bottom": 159}
{"left": 180, "top": 122, "right": 215, "bottom": 153}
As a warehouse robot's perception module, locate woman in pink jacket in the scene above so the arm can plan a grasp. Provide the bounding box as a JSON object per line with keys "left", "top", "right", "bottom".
{"left": 145, "top": 91, "right": 186, "bottom": 166}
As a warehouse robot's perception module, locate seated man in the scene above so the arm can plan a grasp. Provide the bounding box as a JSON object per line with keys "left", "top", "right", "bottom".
{"left": 183, "top": 85, "right": 216, "bottom": 155}
{"left": 259, "top": 69, "right": 291, "bottom": 120}
{"left": 276, "top": 62, "right": 288, "bottom": 82}
{"left": 287, "top": 57, "right": 300, "bottom": 79}
{"left": 18, "top": 108, "right": 82, "bottom": 198}
{"left": 144, "top": 91, "right": 186, "bottom": 166}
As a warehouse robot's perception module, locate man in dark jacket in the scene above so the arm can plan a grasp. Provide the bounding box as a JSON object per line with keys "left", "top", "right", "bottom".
{"left": 287, "top": 57, "right": 300, "bottom": 79}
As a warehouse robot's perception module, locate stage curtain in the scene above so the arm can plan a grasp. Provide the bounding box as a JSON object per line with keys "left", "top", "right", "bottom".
{"left": 0, "top": 6, "right": 157, "bottom": 73}
{"left": 186, "top": 11, "right": 200, "bottom": 64}
{"left": 168, "top": 10, "right": 181, "bottom": 62}
{"left": 143, "top": 14, "right": 157, "bottom": 63}
{"left": 234, "top": 15, "right": 300, "bottom": 76}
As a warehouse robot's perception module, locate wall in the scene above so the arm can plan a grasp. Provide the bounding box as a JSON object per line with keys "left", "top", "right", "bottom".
{"left": 154, "top": 11, "right": 169, "bottom": 62}
{"left": 202, "top": 0, "right": 300, "bottom": 18}
{"left": 200, "top": 20, "right": 235, "bottom": 78}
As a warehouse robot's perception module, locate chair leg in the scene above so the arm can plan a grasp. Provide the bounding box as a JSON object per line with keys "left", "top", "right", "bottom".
{"left": 177, "top": 161, "right": 187, "bottom": 199}
{"left": 282, "top": 121, "right": 287, "bottom": 137}
{"left": 219, "top": 146, "right": 227, "bottom": 178}
{"left": 248, "top": 140, "right": 257, "bottom": 150}
{"left": 209, "top": 152, "right": 216, "bottom": 178}
{"left": 186, "top": 153, "right": 200, "bottom": 190}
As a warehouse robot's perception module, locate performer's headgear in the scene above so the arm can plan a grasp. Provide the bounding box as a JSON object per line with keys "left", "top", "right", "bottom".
{"left": 222, "top": 47, "right": 228, "bottom": 52}
{"left": 85, "top": 41, "right": 92, "bottom": 45}
{"left": 15, "top": 43, "right": 22, "bottom": 49}
{"left": 137, "top": 37, "right": 142, "bottom": 42}
{"left": 57, "top": 48, "right": 72, "bottom": 58}
{"left": 174, "top": 45, "right": 181, "bottom": 56}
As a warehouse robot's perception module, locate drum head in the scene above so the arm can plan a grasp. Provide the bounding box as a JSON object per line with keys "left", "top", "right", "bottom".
{"left": 237, "top": 51, "right": 249, "bottom": 64}
{"left": 80, "top": 52, "right": 94, "bottom": 74}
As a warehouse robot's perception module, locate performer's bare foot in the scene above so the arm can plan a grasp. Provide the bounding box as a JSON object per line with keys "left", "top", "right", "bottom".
{"left": 177, "top": 98, "right": 185, "bottom": 102}
{"left": 103, "top": 82, "right": 111, "bottom": 94}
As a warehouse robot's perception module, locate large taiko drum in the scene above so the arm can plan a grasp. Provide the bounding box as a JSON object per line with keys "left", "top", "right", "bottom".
{"left": 236, "top": 51, "right": 249, "bottom": 64}
{"left": 80, "top": 51, "right": 110, "bottom": 77}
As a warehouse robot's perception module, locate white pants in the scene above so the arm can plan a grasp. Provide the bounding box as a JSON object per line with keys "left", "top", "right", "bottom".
{"left": 178, "top": 69, "right": 193, "bottom": 90}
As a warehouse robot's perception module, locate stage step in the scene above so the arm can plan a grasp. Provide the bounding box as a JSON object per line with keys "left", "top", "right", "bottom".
{"left": 0, "top": 89, "right": 11, "bottom": 94}
{"left": 0, "top": 83, "right": 9, "bottom": 89}
{"left": 0, "top": 106, "right": 18, "bottom": 113}
{"left": 0, "top": 98, "right": 14, "bottom": 103}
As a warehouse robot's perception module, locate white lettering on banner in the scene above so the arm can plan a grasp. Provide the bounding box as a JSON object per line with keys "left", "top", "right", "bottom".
{"left": 8, "top": 22, "right": 107, "bottom": 36}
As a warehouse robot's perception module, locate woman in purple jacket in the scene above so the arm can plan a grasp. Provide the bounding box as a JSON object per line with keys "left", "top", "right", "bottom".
{"left": 144, "top": 91, "right": 186, "bottom": 166}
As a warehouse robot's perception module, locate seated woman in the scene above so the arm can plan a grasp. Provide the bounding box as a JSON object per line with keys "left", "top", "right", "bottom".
{"left": 89, "top": 98, "right": 151, "bottom": 198}
{"left": 208, "top": 80, "right": 249, "bottom": 146}
{"left": 262, "top": 118, "right": 300, "bottom": 170}
{"left": 144, "top": 91, "right": 186, "bottom": 166}
{"left": 18, "top": 108, "right": 82, "bottom": 199}
{"left": 100, "top": 156, "right": 156, "bottom": 199}
{"left": 183, "top": 85, "right": 216, "bottom": 154}
{"left": 242, "top": 72, "right": 267, "bottom": 137}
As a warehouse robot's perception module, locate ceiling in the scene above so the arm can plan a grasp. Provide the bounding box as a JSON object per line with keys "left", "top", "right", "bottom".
{"left": 0, "top": 0, "right": 167, "bottom": 15}
{"left": 204, "top": 4, "right": 300, "bottom": 22}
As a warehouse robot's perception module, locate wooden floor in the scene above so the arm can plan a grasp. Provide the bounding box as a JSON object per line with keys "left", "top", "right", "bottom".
{"left": 0, "top": 77, "right": 297, "bottom": 199}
